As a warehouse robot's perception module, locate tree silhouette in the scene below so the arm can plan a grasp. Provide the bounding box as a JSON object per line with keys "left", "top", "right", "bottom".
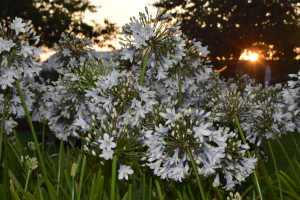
{"left": 1, "top": 0, "right": 119, "bottom": 50}
{"left": 153, "top": 0, "right": 300, "bottom": 71}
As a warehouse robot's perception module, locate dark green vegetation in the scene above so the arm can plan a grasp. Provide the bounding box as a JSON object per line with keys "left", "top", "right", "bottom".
{"left": 1, "top": 0, "right": 119, "bottom": 50}
{"left": 153, "top": 0, "right": 300, "bottom": 78}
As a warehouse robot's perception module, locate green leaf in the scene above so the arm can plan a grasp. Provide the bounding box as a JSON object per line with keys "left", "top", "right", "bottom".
{"left": 9, "top": 169, "right": 23, "bottom": 191}
{"left": 258, "top": 160, "right": 276, "bottom": 199}
{"left": 279, "top": 170, "right": 300, "bottom": 191}
{"left": 57, "top": 182, "right": 71, "bottom": 200}
{"left": 241, "top": 185, "right": 253, "bottom": 199}
{"left": 121, "top": 192, "right": 128, "bottom": 200}
{"left": 281, "top": 189, "right": 300, "bottom": 200}
{"left": 278, "top": 172, "right": 297, "bottom": 194}
{"left": 21, "top": 190, "right": 37, "bottom": 200}
{"left": 10, "top": 186, "right": 21, "bottom": 200}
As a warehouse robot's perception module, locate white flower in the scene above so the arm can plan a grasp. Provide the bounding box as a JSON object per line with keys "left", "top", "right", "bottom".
{"left": 98, "top": 133, "right": 116, "bottom": 150}
{"left": 193, "top": 123, "right": 211, "bottom": 142}
{"left": 118, "top": 165, "right": 134, "bottom": 180}
{"left": 61, "top": 48, "right": 71, "bottom": 57}
{"left": 99, "top": 149, "right": 114, "bottom": 160}
{"left": 10, "top": 17, "right": 26, "bottom": 35}
{"left": 213, "top": 173, "right": 220, "bottom": 187}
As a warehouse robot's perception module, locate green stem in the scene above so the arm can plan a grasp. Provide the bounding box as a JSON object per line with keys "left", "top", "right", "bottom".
{"left": 268, "top": 127, "right": 300, "bottom": 184}
{"left": 154, "top": 179, "right": 163, "bottom": 200}
{"left": 71, "top": 176, "right": 75, "bottom": 200}
{"left": 142, "top": 167, "right": 146, "bottom": 200}
{"left": 177, "top": 66, "right": 182, "bottom": 108}
{"left": 0, "top": 96, "right": 8, "bottom": 162}
{"left": 139, "top": 53, "right": 150, "bottom": 86}
{"left": 42, "top": 123, "right": 45, "bottom": 158}
{"left": 3, "top": 120, "right": 8, "bottom": 197}
{"left": 76, "top": 147, "right": 86, "bottom": 200}
{"left": 57, "top": 140, "right": 64, "bottom": 196}
{"left": 1, "top": 96, "right": 8, "bottom": 198}
{"left": 235, "top": 116, "right": 263, "bottom": 200}
{"left": 14, "top": 79, "right": 53, "bottom": 198}
{"left": 268, "top": 140, "right": 282, "bottom": 200}
{"left": 128, "top": 161, "right": 133, "bottom": 200}
{"left": 110, "top": 154, "right": 117, "bottom": 200}
{"left": 182, "top": 183, "right": 186, "bottom": 200}
{"left": 24, "top": 168, "right": 31, "bottom": 192}
{"left": 187, "top": 148, "right": 206, "bottom": 200}
{"left": 187, "top": 183, "right": 195, "bottom": 200}
{"left": 149, "top": 176, "right": 152, "bottom": 200}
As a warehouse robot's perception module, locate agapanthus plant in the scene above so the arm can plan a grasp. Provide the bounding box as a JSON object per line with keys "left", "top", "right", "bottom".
{"left": 142, "top": 101, "right": 256, "bottom": 192}
{"left": 44, "top": 55, "right": 117, "bottom": 140}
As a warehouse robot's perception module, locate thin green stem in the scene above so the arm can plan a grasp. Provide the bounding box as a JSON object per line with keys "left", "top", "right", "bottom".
{"left": 110, "top": 154, "right": 117, "bottom": 200}
{"left": 149, "top": 176, "right": 152, "bottom": 200}
{"left": 42, "top": 123, "right": 45, "bottom": 158}
{"left": 3, "top": 119, "right": 8, "bottom": 197}
{"left": 139, "top": 53, "right": 150, "bottom": 86}
{"left": 187, "top": 183, "right": 195, "bottom": 200}
{"left": 182, "top": 183, "right": 186, "bottom": 200}
{"left": 24, "top": 168, "right": 31, "bottom": 192}
{"left": 128, "top": 161, "right": 133, "bottom": 200}
{"left": 154, "top": 179, "right": 163, "bottom": 200}
{"left": 1, "top": 96, "right": 8, "bottom": 198}
{"left": 177, "top": 66, "right": 182, "bottom": 108}
{"left": 0, "top": 96, "right": 8, "bottom": 162}
{"left": 14, "top": 79, "right": 54, "bottom": 198}
{"left": 235, "top": 116, "right": 263, "bottom": 200}
{"left": 187, "top": 148, "right": 206, "bottom": 200}
{"left": 268, "top": 126, "right": 300, "bottom": 184}
{"left": 268, "top": 140, "right": 282, "bottom": 200}
{"left": 71, "top": 176, "right": 75, "bottom": 200}
{"left": 57, "top": 140, "right": 64, "bottom": 196}
{"left": 142, "top": 167, "right": 146, "bottom": 200}
{"left": 76, "top": 147, "right": 86, "bottom": 200}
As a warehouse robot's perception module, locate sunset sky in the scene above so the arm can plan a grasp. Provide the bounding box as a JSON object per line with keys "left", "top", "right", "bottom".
{"left": 40, "top": 0, "right": 158, "bottom": 61}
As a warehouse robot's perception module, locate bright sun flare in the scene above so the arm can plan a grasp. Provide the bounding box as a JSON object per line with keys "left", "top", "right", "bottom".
{"left": 239, "top": 50, "right": 259, "bottom": 61}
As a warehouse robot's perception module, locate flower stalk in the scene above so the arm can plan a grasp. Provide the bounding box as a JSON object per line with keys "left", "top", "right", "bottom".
{"left": 139, "top": 52, "right": 150, "bottom": 86}
{"left": 24, "top": 168, "right": 31, "bottom": 192}
{"left": 110, "top": 154, "right": 118, "bottom": 200}
{"left": 235, "top": 116, "right": 263, "bottom": 200}
{"left": 269, "top": 126, "right": 300, "bottom": 184}
{"left": 187, "top": 147, "right": 206, "bottom": 200}
{"left": 15, "top": 79, "right": 56, "bottom": 198}
{"left": 268, "top": 140, "right": 283, "bottom": 200}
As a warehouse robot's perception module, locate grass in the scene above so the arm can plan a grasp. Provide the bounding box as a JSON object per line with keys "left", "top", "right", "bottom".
{"left": 260, "top": 131, "right": 300, "bottom": 176}
{"left": 15, "top": 125, "right": 300, "bottom": 173}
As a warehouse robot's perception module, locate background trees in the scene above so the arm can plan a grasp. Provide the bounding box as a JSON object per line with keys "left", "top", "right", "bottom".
{"left": 1, "top": 0, "right": 119, "bottom": 50}
{"left": 153, "top": 0, "right": 300, "bottom": 79}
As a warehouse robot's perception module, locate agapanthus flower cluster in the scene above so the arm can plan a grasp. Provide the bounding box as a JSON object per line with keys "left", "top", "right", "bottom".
{"left": 72, "top": 70, "right": 158, "bottom": 179}
{"left": 0, "top": 17, "right": 43, "bottom": 84}
{"left": 46, "top": 32, "right": 97, "bottom": 72}
{"left": 226, "top": 192, "right": 242, "bottom": 200}
{"left": 142, "top": 102, "right": 256, "bottom": 189}
{"left": 21, "top": 155, "right": 38, "bottom": 170}
{"left": 209, "top": 77, "right": 256, "bottom": 126}
{"left": 115, "top": 7, "right": 209, "bottom": 81}
{"left": 241, "top": 83, "right": 297, "bottom": 144}
{"left": 44, "top": 54, "right": 118, "bottom": 140}
{"left": 0, "top": 17, "right": 44, "bottom": 133}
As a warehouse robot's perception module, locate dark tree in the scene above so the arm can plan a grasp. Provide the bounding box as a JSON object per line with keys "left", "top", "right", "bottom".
{"left": 153, "top": 0, "right": 300, "bottom": 71}
{"left": 1, "top": 0, "right": 119, "bottom": 49}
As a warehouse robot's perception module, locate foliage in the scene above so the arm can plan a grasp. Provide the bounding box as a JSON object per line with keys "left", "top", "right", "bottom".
{"left": 153, "top": 0, "right": 300, "bottom": 69}
{"left": 0, "top": 0, "right": 119, "bottom": 50}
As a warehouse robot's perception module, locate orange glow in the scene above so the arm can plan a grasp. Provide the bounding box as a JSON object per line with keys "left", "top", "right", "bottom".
{"left": 239, "top": 50, "right": 259, "bottom": 61}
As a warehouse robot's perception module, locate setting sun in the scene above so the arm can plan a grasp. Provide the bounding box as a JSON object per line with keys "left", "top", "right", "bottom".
{"left": 239, "top": 50, "right": 259, "bottom": 61}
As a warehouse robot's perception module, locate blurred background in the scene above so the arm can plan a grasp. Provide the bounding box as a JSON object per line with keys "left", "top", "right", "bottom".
{"left": 1, "top": 0, "right": 300, "bottom": 84}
